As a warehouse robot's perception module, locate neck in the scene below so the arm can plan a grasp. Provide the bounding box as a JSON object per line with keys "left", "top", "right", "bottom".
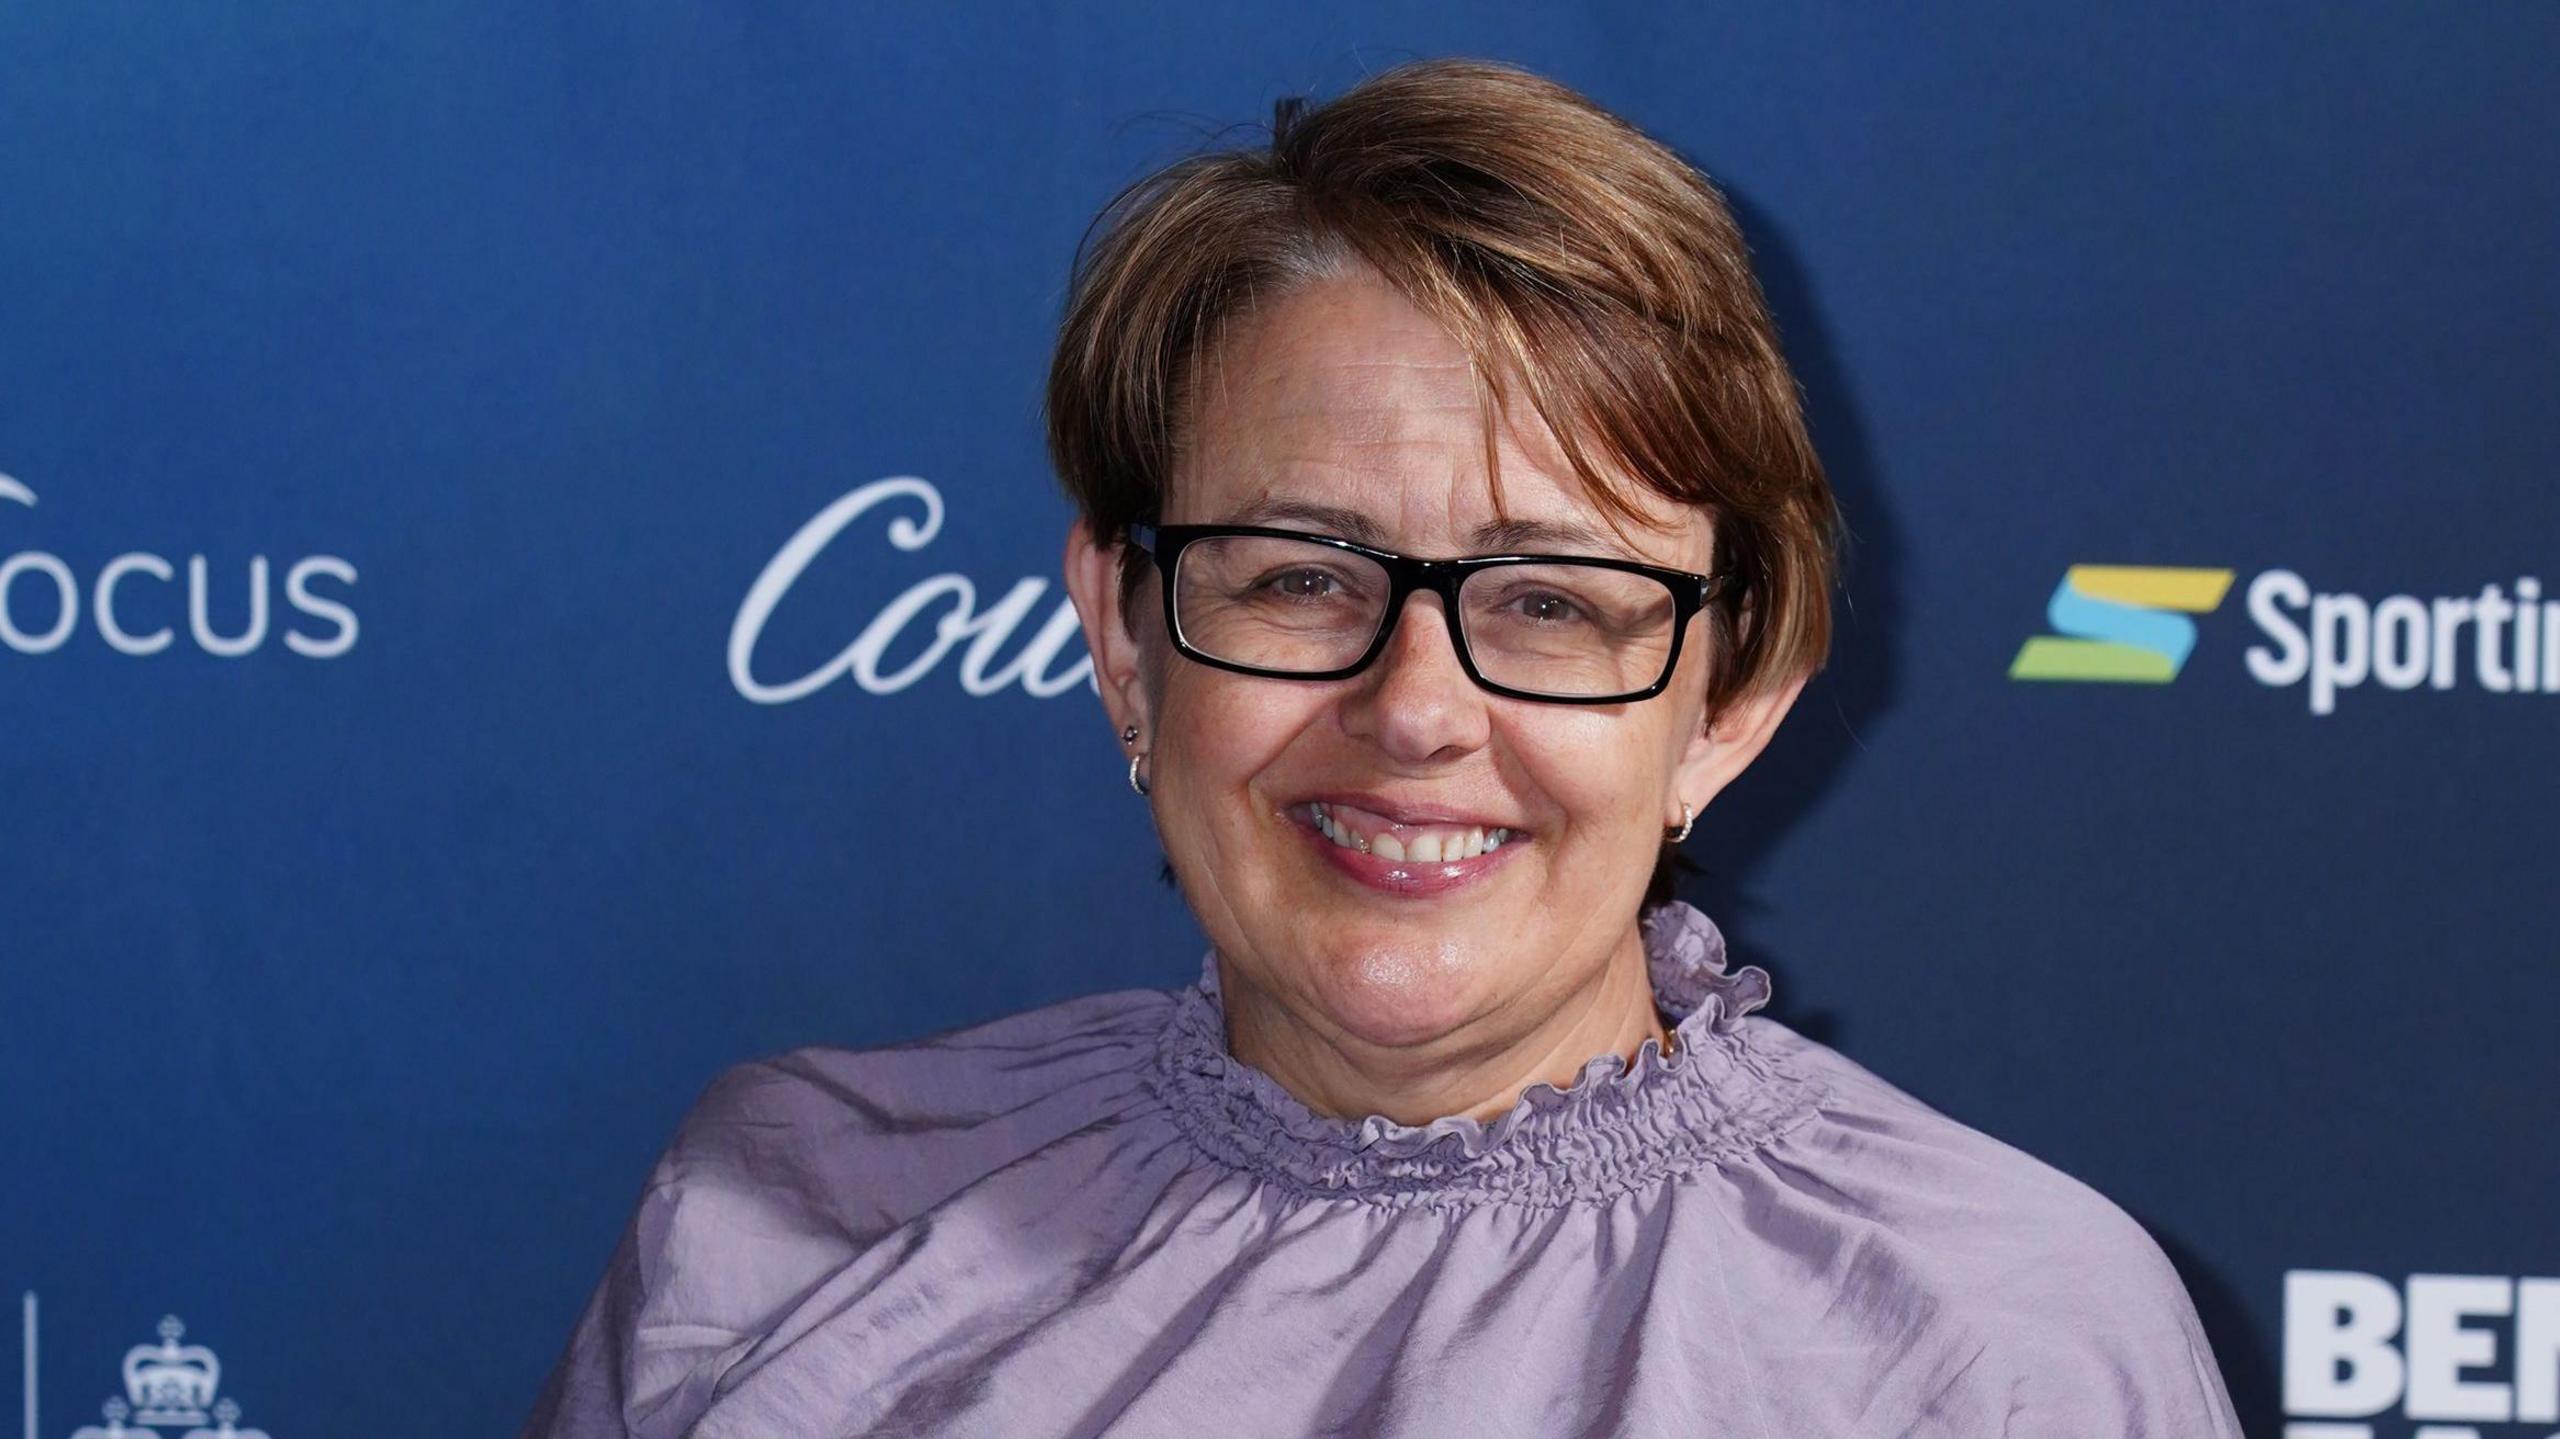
{"left": 1218, "top": 922, "right": 1672, "bottom": 1128}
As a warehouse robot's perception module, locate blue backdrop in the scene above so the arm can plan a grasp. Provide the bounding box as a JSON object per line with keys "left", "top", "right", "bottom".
{"left": 4, "top": 5, "right": 2553, "bottom": 1437}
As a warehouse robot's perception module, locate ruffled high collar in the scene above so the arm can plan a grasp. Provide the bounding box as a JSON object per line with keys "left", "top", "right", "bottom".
{"left": 1145, "top": 900, "right": 1829, "bottom": 1210}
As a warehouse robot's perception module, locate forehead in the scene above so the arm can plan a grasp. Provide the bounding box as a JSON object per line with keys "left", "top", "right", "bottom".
{"left": 1170, "top": 270, "right": 1708, "bottom": 567}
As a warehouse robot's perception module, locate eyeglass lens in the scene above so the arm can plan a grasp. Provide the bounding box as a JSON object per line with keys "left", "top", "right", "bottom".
{"left": 1171, "top": 534, "right": 1680, "bottom": 698}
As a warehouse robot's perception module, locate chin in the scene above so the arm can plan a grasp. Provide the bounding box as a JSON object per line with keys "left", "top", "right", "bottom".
{"left": 1298, "top": 931, "right": 1501, "bottom": 1049}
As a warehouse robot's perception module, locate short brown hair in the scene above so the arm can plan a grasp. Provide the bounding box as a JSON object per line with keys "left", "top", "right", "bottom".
{"left": 1044, "top": 57, "right": 1842, "bottom": 902}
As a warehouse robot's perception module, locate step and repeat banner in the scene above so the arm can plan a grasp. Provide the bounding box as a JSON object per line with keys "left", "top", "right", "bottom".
{"left": 2, "top": 5, "right": 2551, "bottom": 1436}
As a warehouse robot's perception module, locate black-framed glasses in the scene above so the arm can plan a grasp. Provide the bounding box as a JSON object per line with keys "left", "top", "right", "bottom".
{"left": 1124, "top": 522, "right": 1724, "bottom": 704}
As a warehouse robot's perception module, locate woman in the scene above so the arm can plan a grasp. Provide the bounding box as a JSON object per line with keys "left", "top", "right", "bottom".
{"left": 527, "top": 58, "right": 2243, "bottom": 1437}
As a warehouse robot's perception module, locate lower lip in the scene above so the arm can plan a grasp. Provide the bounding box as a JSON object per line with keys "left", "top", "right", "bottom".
{"left": 1291, "top": 809, "right": 1526, "bottom": 897}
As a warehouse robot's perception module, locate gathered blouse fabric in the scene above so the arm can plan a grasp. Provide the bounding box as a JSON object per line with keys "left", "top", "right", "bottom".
{"left": 523, "top": 902, "right": 2243, "bottom": 1438}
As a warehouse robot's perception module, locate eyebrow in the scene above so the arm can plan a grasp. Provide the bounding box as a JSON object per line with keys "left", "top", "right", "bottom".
{"left": 1221, "top": 497, "right": 1643, "bottom": 561}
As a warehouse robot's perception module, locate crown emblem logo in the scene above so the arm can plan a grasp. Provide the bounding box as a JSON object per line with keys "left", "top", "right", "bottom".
{"left": 47, "top": 1312, "right": 278, "bottom": 1439}
{"left": 182, "top": 1399, "right": 270, "bottom": 1439}
{"left": 68, "top": 1398, "right": 147, "bottom": 1439}
{"left": 121, "top": 1316, "right": 220, "bottom": 1427}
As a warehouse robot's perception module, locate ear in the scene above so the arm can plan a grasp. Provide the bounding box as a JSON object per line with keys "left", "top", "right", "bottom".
{"left": 1669, "top": 669, "right": 1808, "bottom": 820}
{"left": 1060, "top": 518, "right": 1157, "bottom": 743}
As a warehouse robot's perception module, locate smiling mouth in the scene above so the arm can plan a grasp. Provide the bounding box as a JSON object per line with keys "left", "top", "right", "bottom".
{"left": 1300, "top": 800, "right": 1521, "bottom": 862}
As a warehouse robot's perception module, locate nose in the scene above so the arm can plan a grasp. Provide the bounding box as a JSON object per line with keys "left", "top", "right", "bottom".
{"left": 1336, "top": 589, "right": 1493, "bottom": 764}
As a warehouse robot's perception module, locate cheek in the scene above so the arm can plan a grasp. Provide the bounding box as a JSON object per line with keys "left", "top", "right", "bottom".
{"left": 1509, "top": 710, "right": 1683, "bottom": 851}
{"left": 1152, "top": 669, "right": 1329, "bottom": 822}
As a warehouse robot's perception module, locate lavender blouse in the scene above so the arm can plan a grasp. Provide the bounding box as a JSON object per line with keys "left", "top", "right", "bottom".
{"left": 523, "top": 901, "right": 2243, "bottom": 1436}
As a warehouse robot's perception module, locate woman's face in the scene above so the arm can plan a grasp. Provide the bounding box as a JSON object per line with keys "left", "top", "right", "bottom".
{"left": 1066, "top": 266, "right": 1802, "bottom": 1066}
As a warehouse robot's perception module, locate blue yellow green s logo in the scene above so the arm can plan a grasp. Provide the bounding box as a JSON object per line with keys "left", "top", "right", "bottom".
{"left": 2009, "top": 565, "right": 2236, "bottom": 683}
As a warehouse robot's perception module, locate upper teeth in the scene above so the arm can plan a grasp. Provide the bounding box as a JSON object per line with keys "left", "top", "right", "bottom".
{"left": 1310, "top": 802, "right": 1512, "bottom": 862}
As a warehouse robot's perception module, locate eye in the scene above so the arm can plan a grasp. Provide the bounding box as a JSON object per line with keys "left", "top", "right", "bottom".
{"left": 1506, "top": 589, "right": 1588, "bottom": 625}
{"left": 1256, "top": 566, "right": 1351, "bottom": 600}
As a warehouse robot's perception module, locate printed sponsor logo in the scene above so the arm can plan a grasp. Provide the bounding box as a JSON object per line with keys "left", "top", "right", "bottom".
{"left": 727, "top": 476, "right": 1092, "bottom": 702}
{"left": 2244, "top": 572, "right": 2553, "bottom": 716}
{"left": 2014, "top": 564, "right": 2557, "bottom": 715}
{"left": 0, "top": 475, "right": 358, "bottom": 661}
{"left": 17, "top": 1299, "right": 281, "bottom": 1439}
{"left": 2285, "top": 1269, "right": 2559, "bottom": 1438}
{"left": 2009, "top": 564, "right": 2236, "bottom": 683}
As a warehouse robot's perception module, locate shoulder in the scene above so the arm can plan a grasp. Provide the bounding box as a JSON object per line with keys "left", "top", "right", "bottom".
{"left": 1742, "top": 1013, "right": 2181, "bottom": 1261}
{"left": 522, "top": 983, "right": 1179, "bottom": 1436}
{"left": 658, "top": 982, "right": 1176, "bottom": 1234}
{"left": 1738, "top": 1016, "right": 2243, "bottom": 1435}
